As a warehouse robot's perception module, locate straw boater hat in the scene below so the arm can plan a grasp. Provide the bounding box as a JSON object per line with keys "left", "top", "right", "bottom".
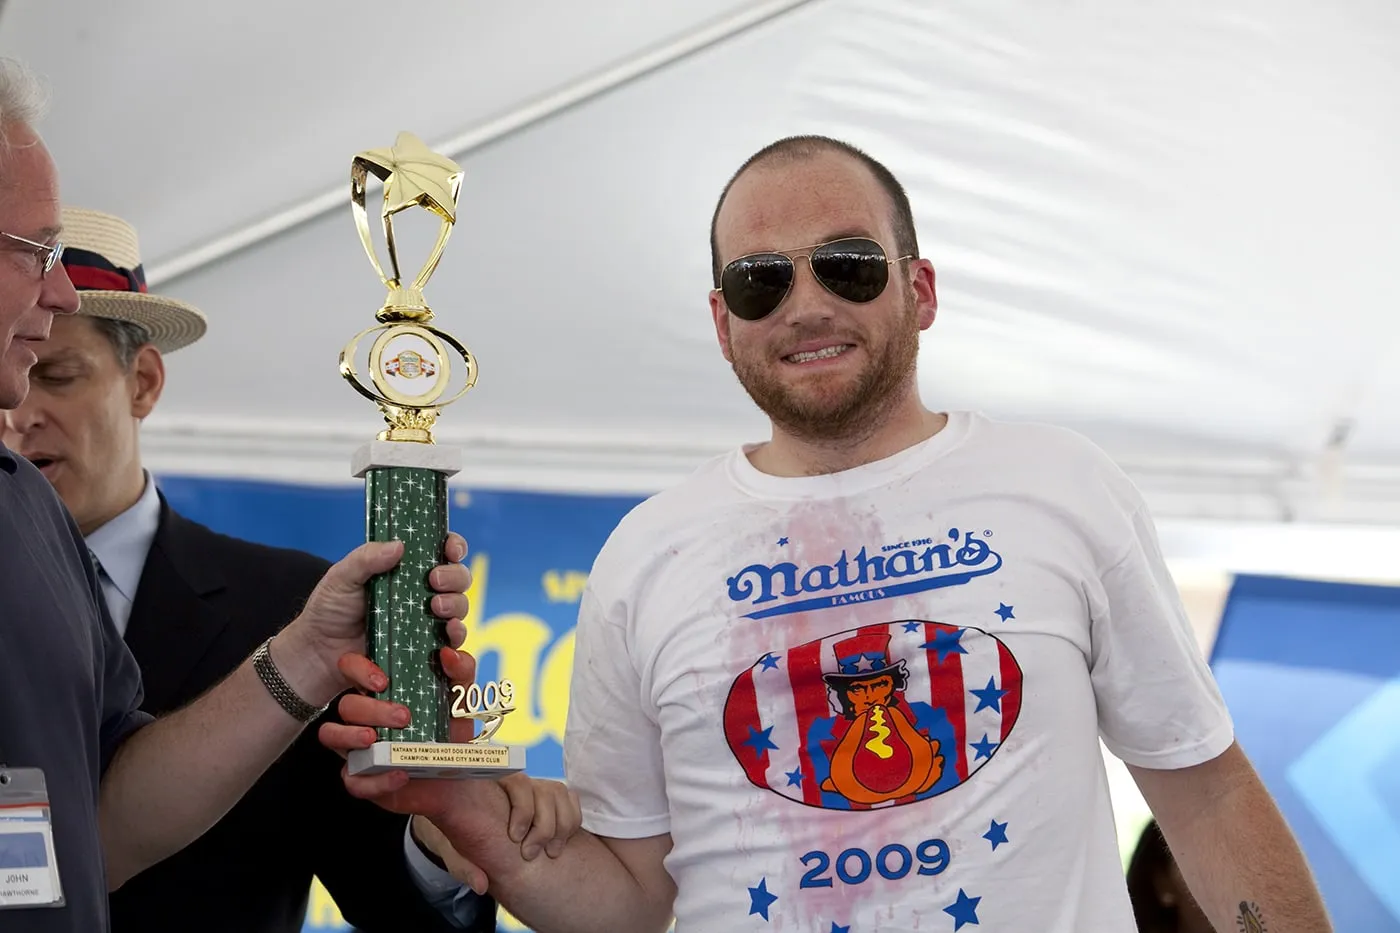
{"left": 59, "top": 207, "right": 207, "bottom": 353}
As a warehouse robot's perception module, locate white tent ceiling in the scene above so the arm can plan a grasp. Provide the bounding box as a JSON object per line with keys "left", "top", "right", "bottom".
{"left": 4, "top": 0, "right": 1399, "bottom": 529}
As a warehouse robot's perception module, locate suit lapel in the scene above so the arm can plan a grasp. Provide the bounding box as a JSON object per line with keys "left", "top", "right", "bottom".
{"left": 122, "top": 499, "right": 232, "bottom": 714}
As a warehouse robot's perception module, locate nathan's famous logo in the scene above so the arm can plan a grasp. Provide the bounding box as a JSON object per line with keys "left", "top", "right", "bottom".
{"left": 383, "top": 349, "right": 436, "bottom": 379}
{"left": 723, "top": 621, "right": 1022, "bottom": 810}
{"left": 726, "top": 528, "right": 1002, "bottom": 620}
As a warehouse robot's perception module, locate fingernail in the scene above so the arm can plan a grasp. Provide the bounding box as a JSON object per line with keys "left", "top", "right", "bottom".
{"left": 396, "top": 707, "right": 411, "bottom": 726}
{"left": 522, "top": 844, "right": 540, "bottom": 860}
{"left": 372, "top": 675, "right": 388, "bottom": 691}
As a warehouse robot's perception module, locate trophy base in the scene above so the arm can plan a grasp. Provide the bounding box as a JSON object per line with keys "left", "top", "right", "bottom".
{"left": 347, "top": 741, "right": 526, "bottom": 779}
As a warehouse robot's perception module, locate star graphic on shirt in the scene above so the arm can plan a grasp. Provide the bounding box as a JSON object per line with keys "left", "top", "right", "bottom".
{"left": 777, "top": 537, "right": 789, "bottom": 546}
{"left": 829, "top": 924, "right": 851, "bottom": 933}
{"left": 902, "top": 621, "right": 922, "bottom": 633}
{"left": 748, "top": 878, "right": 778, "bottom": 920}
{"left": 969, "top": 733, "right": 999, "bottom": 761}
{"left": 785, "top": 767, "right": 804, "bottom": 787}
{"left": 943, "top": 889, "right": 982, "bottom": 930}
{"left": 742, "top": 725, "right": 780, "bottom": 757}
{"left": 757, "top": 653, "right": 781, "bottom": 672}
{"left": 851, "top": 655, "right": 878, "bottom": 672}
{"left": 970, "top": 676, "right": 1008, "bottom": 713}
{"left": 984, "top": 819, "right": 1009, "bottom": 851}
{"left": 921, "top": 626, "right": 968, "bottom": 664}
{"left": 994, "top": 603, "right": 1015, "bottom": 622}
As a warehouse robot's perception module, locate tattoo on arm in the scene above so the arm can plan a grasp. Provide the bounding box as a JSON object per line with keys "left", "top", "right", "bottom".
{"left": 1237, "top": 901, "right": 1265, "bottom": 933}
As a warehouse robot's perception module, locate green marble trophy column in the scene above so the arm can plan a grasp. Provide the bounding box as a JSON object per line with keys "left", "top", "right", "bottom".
{"left": 339, "top": 132, "right": 524, "bottom": 779}
{"left": 363, "top": 455, "right": 452, "bottom": 743}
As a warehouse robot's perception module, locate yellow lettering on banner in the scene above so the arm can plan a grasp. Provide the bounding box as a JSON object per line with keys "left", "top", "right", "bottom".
{"left": 456, "top": 553, "right": 576, "bottom": 748}
{"left": 542, "top": 569, "right": 589, "bottom": 603}
{"left": 306, "top": 877, "right": 345, "bottom": 927}
{"left": 497, "top": 905, "right": 528, "bottom": 931}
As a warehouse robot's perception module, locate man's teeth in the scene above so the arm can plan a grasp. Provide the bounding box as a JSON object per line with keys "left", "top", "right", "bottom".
{"left": 787, "top": 345, "right": 850, "bottom": 363}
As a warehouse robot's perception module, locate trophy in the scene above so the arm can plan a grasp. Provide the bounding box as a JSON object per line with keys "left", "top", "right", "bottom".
{"left": 340, "top": 132, "right": 524, "bottom": 779}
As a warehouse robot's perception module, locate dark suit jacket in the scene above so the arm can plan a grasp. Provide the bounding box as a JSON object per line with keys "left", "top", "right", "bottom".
{"left": 107, "top": 497, "right": 493, "bottom": 933}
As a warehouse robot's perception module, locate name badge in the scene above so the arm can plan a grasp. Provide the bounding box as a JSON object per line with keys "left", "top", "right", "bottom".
{"left": 0, "top": 767, "right": 64, "bottom": 909}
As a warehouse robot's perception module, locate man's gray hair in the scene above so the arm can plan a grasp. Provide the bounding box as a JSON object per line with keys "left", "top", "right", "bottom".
{"left": 0, "top": 57, "right": 49, "bottom": 155}
{"left": 90, "top": 317, "right": 154, "bottom": 371}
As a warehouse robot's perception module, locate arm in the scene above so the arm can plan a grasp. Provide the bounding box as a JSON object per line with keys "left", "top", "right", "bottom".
{"left": 325, "top": 578, "right": 676, "bottom": 932}
{"left": 1080, "top": 481, "right": 1328, "bottom": 931}
{"left": 1129, "top": 742, "right": 1331, "bottom": 933}
{"left": 403, "top": 819, "right": 492, "bottom": 930}
{"left": 292, "top": 709, "right": 491, "bottom": 933}
{"left": 99, "top": 537, "right": 471, "bottom": 889}
{"left": 416, "top": 779, "right": 676, "bottom": 933}
{"left": 399, "top": 772, "right": 584, "bottom": 930}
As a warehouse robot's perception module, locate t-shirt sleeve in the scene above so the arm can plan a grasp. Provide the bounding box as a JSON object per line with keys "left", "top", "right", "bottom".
{"left": 562, "top": 585, "right": 670, "bottom": 839}
{"left": 1088, "top": 503, "right": 1234, "bottom": 770}
{"left": 94, "top": 579, "right": 153, "bottom": 773}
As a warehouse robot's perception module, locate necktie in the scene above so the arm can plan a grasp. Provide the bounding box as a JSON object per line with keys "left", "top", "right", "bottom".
{"left": 88, "top": 548, "right": 123, "bottom": 626}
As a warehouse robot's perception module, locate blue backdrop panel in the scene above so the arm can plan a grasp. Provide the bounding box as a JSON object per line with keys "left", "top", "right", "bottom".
{"left": 155, "top": 473, "right": 645, "bottom": 932}
{"left": 1210, "top": 574, "right": 1400, "bottom": 931}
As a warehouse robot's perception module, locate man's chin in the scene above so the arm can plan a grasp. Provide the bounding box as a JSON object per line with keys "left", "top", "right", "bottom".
{"left": 0, "top": 377, "right": 30, "bottom": 413}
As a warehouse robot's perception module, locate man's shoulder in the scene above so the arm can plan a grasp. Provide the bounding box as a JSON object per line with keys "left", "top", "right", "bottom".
{"left": 159, "top": 506, "right": 331, "bottom": 584}
{"left": 580, "top": 453, "right": 739, "bottom": 594}
{"left": 599, "top": 452, "right": 737, "bottom": 544}
{"left": 961, "top": 410, "right": 1117, "bottom": 464}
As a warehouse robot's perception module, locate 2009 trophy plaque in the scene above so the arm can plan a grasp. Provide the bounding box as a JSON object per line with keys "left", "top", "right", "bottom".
{"left": 340, "top": 132, "right": 524, "bottom": 779}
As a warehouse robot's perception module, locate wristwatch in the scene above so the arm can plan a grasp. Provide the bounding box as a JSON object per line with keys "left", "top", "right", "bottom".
{"left": 252, "top": 638, "right": 331, "bottom": 724}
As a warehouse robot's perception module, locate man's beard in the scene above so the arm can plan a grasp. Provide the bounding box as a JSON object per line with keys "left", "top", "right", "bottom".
{"left": 730, "top": 296, "right": 920, "bottom": 444}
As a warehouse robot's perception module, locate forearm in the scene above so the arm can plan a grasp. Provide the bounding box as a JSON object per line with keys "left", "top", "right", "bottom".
{"left": 99, "top": 630, "right": 340, "bottom": 889}
{"left": 435, "top": 781, "right": 673, "bottom": 933}
{"left": 1152, "top": 770, "right": 1330, "bottom": 932}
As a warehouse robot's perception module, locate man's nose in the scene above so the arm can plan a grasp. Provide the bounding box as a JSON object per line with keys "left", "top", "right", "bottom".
{"left": 774, "top": 256, "right": 837, "bottom": 327}
{"left": 43, "top": 259, "right": 81, "bottom": 316}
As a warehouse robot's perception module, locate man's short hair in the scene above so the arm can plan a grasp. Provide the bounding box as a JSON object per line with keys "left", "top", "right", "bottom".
{"left": 0, "top": 57, "right": 48, "bottom": 161}
{"left": 90, "top": 317, "right": 153, "bottom": 371}
{"left": 709, "top": 135, "right": 920, "bottom": 287}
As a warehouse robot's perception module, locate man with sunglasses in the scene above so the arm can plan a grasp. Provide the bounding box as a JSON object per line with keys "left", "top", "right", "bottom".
{"left": 0, "top": 59, "right": 478, "bottom": 933}
{"left": 325, "top": 135, "right": 1331, "bottom": 933}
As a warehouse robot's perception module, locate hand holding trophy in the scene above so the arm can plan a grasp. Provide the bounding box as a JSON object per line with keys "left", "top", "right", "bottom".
{"left": 339, "top": 132, "right": 525, "bottom": 779}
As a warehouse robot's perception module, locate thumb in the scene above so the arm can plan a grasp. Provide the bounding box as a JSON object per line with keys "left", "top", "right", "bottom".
{"left": 441, "top": 647, "right": 480, "bottom": 745}
{"left": 323, "top": 540, "right": 405, "bottom": 591}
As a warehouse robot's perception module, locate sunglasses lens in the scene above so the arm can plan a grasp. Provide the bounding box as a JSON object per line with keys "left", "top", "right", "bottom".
{"left": 810, "top": 238, "right": 890, "bottom": 303}
{"left": 722, "top": 254, "right": 794, "bottom": 321}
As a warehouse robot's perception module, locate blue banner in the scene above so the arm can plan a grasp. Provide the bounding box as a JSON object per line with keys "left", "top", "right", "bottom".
{"left": 1210, "top": 574, "right": 1400, "bottom": 932}
{"left": 156, "top": 474, "right": 644, "bottom": 932}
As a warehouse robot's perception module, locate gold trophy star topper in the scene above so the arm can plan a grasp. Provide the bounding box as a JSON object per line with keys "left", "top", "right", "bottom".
{"left": 341, "top": 132, "right": 477, "bottom": 443}
{"left": 352, "top": 131, "right": 463, "bottom": 322}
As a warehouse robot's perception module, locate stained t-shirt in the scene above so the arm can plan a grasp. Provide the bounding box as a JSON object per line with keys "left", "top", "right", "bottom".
{"left": 0, "top": 442, "right": 153, "bottom": 932}
{"left": 563, "top": 411, "right": 1233, "bottom": 932}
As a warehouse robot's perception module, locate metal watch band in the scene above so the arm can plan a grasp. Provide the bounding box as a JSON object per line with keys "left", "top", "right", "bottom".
{"left": 252, "top": 638, "right": 329, "bottom": 724}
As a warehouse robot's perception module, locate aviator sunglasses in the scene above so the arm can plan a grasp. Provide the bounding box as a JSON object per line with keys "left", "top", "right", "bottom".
{"left": 719, "top": 236, "right": 913, "bottom": 322}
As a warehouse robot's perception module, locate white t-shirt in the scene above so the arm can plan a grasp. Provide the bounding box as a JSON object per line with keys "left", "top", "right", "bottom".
{"left": 563, "top": 410, "right": 1233, "bottom": 932}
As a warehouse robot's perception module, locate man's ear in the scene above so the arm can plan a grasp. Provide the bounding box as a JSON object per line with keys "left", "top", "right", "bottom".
{"left": 129, "top": 344, "right": 165, "bottom": 419}
{"left": 710, "top": 290, "right": 734, "bottom": 363}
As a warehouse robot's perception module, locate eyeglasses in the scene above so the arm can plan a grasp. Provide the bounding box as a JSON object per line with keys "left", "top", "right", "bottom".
{"left": 718, "top": 236, "right": 913, "bottom": 322}
{"left": 0, "top": 230, "right": 66, "bottom": 275}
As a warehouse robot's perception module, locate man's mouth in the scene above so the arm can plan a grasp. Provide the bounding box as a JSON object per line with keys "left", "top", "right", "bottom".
{"left": 783, "top": 344, "right": 854, "bottom": 364}
{"left": 26, "top": 455, "right": 60, "bottom": 477}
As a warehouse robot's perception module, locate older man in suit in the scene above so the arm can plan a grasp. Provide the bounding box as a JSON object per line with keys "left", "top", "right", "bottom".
{"left": 2, "top": 208, "right": 574, "bottom": 933}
